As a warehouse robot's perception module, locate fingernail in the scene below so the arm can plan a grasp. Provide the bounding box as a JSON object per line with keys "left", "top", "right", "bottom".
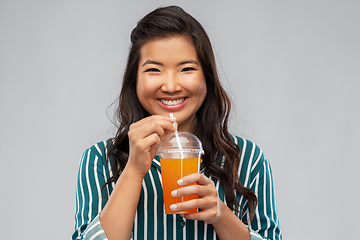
{"left": 171, "top": 190, "right": 177, "bottom": 197}
{"left": 169, "top": 113, "right": 176, "bottom": 121}
{"left": 170, "top": 204, "right": 177, "bottom": 210}
{"left": 177, "top": 179, "right": 183, "bottom": 185}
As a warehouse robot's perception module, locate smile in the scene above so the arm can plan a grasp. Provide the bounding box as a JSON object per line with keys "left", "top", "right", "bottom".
{"left": 159, "top": 98, "right": 186, "bottom": 106}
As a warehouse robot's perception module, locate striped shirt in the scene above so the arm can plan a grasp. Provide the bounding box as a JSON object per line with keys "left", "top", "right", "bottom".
{"left": 72, "top": 136, "right": 282, "bottom": 240}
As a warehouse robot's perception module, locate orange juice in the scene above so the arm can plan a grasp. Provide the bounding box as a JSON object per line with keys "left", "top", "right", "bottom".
{"left": 160, "top": 157, "right": 199, "bottom": 214}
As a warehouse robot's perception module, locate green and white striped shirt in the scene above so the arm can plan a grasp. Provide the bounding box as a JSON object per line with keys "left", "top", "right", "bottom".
{"left": 72, "top": 136, "right": 282, "bottom": 240}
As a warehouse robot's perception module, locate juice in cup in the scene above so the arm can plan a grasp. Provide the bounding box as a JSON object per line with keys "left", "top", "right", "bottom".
{"left": 157, "top": 131, "right": 204, "bottom": 215}
{"left": 160, "top": 157, "right": 199, "bottom": 214}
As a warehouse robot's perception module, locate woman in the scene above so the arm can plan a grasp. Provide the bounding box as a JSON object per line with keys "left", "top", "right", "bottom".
{"left": 73, "top": 5, "right": 281, "bottom": 240}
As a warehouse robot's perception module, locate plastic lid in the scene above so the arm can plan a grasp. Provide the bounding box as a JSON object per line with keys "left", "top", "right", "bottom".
{"left": 156, "top": 131, "right": 204, "bottom": 154}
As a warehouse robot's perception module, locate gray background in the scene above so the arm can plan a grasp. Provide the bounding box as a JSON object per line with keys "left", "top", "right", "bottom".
{"left": 1, "top": 0, "right": 359, "bottom": 239}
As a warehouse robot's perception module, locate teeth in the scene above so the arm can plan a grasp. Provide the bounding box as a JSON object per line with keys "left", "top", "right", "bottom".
{"left": 160, "top": 98, "right": 185, "bottom": 106}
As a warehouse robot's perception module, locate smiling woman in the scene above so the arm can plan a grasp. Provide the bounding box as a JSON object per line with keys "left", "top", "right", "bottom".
{"left": 136, "top": 36, "right": 207, "bottom": 133}
{"left": 73, "top": 5, "right": 282, "bottom": 240}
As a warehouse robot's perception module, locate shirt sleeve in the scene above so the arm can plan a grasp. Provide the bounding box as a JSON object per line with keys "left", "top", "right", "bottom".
{"left": 72, "top": 144, "right": 111, "bottom": 240}
{"left": 247, "top": 143, "right": 282, "bottom": 240}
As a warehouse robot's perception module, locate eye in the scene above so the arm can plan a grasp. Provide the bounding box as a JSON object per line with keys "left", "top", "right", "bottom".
{"left": 181, "top": 67, "right": 196, "bottom": 72}
{"left": 145, "top": 68, "right": 160, "bottom": 72}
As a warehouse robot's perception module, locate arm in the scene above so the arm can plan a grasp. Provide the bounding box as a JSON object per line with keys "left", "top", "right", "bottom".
{"left": 72, "top": 142, "right": 111, "bottom": 240}
{"left": 72, "top": 141, "right": 145, "bottom": 240}
{"left": 99, "top": 115, "right": 177, "bottom": 240}
{"left": 99, "top": 163, "right": 145, "bottom": 240}
{"left": 73, "top": 116, "right": 177, "bottom": 240}
{"left": 211, "top": 200, "right": 251, "bottom": 239}
{"left": 246, "top": 155, "right": 282, "bottom": 240}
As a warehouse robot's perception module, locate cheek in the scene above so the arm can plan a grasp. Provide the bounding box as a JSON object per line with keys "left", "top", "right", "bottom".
{"left": 137, "top": 76, "right": 155, "bottom": 98}
{"left": 136, "top": 78, "right": 149, "bottom": 108}
{"left": 191, "top": 76, "right": 207, "bottom": 97}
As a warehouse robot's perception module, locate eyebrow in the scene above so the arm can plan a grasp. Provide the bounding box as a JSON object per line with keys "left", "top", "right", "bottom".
{"left": 177, "top": 60, "right": 199, "bottom": 66}
{"left": 141, "top": 60, "right": 163, "bottom": 67}
{"left": 141, "top": 60, "right": 199, "bottom": 67}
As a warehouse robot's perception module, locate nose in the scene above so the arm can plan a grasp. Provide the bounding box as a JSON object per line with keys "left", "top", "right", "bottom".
{"left": 160, "top": 73, "right": 182, "bottom": 93}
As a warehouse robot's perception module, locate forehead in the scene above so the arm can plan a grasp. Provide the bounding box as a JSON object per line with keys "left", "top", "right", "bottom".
{"left": 138, "top": 36, "right": 198, "bottom": 64}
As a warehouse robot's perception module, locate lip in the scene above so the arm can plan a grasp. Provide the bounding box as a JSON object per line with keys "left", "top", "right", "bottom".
{"left": 157, "top": 97, "right": 187, "bottom": 110}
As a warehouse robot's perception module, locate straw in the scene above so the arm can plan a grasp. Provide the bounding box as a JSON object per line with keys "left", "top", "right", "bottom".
{"left": 170, "top": 113, "right": 185, "bottom": 202}
{"left": 170, "top": 113, "right": 185, "bottom": 159}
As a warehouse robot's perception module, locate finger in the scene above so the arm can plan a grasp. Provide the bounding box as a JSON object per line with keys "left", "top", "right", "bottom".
{"left": 129, "top": 119, "right": 176, "bottom": 142}
{"left": 145, "top": 115, "right": 177, "bottom": 130}
{"left": 177, "top": 173, "right": 213, "bottom": 186}
{"left": 170, "top": 197, "right": 216, "bottom": 213}
{"left": 133, "top": 119, "right": 176, "bottom": 136}
{"left": 131, "top": 118, "right": 174, "bottom": 134}
{"left": 172, "top": 197, "right": 220, "bottom": 223}
{"left": 130, "top": 115, "right": 176, "bottom": 130}
{"left": 181, "top": 208, "right": 218, "bottom": 222}
{"left": 128, "top": 133, "right": 159, "bottom": 155}
{"left": 171, "top": 184, "right": 217, "bottom": 198}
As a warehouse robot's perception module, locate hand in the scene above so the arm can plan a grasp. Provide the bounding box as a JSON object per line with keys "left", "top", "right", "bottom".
{"left": 127, "top": 115, "right": 177, "bottom": 177}
{"left": 169, "top": 173, "right": 223, "bottom": 225}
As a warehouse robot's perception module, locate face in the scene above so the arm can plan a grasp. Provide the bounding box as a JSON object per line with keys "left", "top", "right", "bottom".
{"left": 137, "top": 36, "right": 207, "bottom": 132}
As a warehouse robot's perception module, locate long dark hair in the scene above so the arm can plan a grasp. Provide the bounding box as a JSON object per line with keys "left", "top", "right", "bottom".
{"left": 105, "top": 5, "right": 257, "bottom": 220}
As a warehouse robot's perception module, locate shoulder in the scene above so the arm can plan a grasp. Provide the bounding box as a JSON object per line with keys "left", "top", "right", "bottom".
{"left": 86, "top": 139, "right": 112, "bottom": 157}
{"left": 231, "top": 135, "right": 264, "bottom": 160}
{"left": 231, "top": 135, "right": 268, "bottom": 177}
{"left": 80, "top": 139, "right": 113, "bottom": 165}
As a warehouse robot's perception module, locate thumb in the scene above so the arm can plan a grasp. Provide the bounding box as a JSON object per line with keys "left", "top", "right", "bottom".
{"left": 149, "top": 141, "right": 160, "bottom": 160}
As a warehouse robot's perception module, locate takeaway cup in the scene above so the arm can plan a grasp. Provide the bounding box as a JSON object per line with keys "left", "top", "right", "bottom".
{"left": 157, "top": 131, "right": 204, "bottom": 214}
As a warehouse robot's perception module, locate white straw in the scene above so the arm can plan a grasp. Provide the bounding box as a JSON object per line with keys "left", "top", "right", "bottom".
{"left": 170, "top": 113, "right": 184, "bottom": 159}
{"left": 170, "top": 113, "right": 184, "bottom": 202}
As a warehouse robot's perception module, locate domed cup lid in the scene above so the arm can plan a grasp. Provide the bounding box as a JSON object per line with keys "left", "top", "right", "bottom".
{"left": 156, "top": 131, "right": 204, "bottom": 157}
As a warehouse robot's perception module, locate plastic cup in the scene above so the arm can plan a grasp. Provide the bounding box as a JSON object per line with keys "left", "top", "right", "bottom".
{"left": 157, "top": 131, "right": 204, "bottom": 214}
